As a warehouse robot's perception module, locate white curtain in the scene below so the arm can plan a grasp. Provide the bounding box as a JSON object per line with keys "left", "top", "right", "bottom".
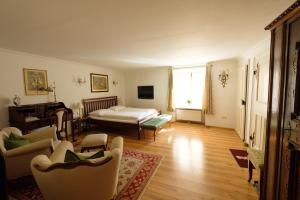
{"left": 167, "top": 67, "right": 174, "bottom": 112}
{"left": 202, "top": 63, "right": 213, "bottom": 115}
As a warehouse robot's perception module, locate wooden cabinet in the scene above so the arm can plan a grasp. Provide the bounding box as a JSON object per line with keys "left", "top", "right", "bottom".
{"left": 263, "top": 2, "right": 300, "bottom": 200}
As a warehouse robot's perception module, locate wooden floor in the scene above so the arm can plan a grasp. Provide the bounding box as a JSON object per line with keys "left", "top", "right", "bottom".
{"left": 87, "top": 122, "right": 258, "bottom": 200}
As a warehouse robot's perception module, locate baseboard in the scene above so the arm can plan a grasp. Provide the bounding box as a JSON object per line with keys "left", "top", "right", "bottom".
{"left": 204, "top": 125, "right": 235, "bottom": 131}
{"left": 175, "top": 120, "right": 204, "bottom": 124}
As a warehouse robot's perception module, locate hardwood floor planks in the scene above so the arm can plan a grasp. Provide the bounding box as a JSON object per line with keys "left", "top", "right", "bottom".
{"left": 93, "top": 122, "right": 258, "bottom": 200}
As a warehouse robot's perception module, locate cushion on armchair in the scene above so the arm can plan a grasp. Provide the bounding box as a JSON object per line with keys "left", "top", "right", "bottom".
{"left": 4, "top": 133, "right": 31, "bottom": 150}
{"left": 64, "top": 149, "right": 104, "bottom": 163}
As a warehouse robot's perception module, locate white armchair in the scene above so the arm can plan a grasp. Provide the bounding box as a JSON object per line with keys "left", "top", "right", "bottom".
{"left": 31, "top": 136, "right": 123, "bottom": 200}
{"left": 0, "top": 126, "right": 58, "bottom": 180}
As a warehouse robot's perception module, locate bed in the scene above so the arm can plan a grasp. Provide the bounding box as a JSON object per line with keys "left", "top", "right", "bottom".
{"left": 82, "top": 96, "right": 159, "bottom": 139}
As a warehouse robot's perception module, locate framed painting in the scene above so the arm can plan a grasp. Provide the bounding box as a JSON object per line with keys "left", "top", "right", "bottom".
{"left": 90, "top": 73, "right": 109, "bottom": 92}
{"left": 23, "top": 68, "right": 48, "bottom": 95}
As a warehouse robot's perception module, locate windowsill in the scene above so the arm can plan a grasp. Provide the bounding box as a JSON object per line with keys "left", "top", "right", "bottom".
{"left": 175, "top": 108, "right": 202, "bottom": 111}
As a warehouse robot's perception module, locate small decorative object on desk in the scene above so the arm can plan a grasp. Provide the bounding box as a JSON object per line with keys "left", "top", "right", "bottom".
{"left": 43, "top": 82, "right": 57, "bottom": 102}
{"left": 12, "top": 95, "right": 21, "bottom": 106}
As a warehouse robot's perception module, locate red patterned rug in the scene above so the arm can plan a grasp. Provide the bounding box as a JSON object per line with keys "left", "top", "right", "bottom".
{"left": 229, "top": 149, "right": 249, "bottom": 168}
{"left": 8, "top": 148, "right": 162, "bottom": 200}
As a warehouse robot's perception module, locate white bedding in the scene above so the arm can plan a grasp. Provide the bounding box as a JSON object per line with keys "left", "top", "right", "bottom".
{"left": 89, "top": 107, "right": 159, "bottom": 124}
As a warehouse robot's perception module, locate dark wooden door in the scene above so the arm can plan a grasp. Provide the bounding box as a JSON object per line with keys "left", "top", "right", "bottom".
{"left": 264, "top": 26, "right": 286, "bottom": 200}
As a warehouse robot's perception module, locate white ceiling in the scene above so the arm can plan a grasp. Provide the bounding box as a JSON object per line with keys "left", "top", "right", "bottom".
{"left": 0, "top": 0, "right": 295, "bottom": 68}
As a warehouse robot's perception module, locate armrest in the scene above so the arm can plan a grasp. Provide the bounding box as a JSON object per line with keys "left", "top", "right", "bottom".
{"left": 49, "top": 141, "right": 74, "bottom": 163}
{"left": 4, "top": 139, "right": 53, "bottom": 158}
{"left": 1, "top": 127, "right": 22, "bottom": 136}
{"left": 23, "top": 127, "right": 57, "bottom": 143}
{"left": 31, "top": 155, "right": 53, "bottom": 172}
{"left": 111, "top": 136, "right": 123, "bottom": 153}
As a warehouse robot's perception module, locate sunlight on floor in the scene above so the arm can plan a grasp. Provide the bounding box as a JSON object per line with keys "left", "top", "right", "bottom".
{"left": 172, "top": 136, "right": 204, "bottom": 171}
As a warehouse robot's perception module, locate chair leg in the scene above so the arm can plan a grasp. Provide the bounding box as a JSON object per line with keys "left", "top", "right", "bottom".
{"left": 248, "top": 160, "right": 254, "bottom": 182}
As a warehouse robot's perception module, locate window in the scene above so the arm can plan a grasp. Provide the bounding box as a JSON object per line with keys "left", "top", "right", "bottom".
{"left": 173, "top": 67, "right": 206, "bottom": 109}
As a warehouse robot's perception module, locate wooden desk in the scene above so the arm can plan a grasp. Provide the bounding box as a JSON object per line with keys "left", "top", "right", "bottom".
{"left": 9, "top": 102, "right": 73, "bottom": 134}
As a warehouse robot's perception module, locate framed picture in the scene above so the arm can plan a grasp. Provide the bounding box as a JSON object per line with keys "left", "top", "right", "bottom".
{"left": 23, "top": 68, "right": 48, "bottom": 95}
{"left": 90, "top": 73, "right": 109, "bottom": 92}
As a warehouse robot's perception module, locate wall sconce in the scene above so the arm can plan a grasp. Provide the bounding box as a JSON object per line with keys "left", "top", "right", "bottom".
{"left": 76, "top": 77, "right": 87, "bottom": 85}
{"left": 218, "top": 70, "right": 229, "bottom": 88}
{"left": 112, "top": 80, "right": 119, "bottom": 86}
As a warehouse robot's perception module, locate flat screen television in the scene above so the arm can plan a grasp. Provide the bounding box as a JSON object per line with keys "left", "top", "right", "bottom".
{"left": 138, "top": 86, "right": 154, "bottom": 99}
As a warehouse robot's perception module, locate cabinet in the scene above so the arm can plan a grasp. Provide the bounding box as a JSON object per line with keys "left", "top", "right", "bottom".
{"left": 263, "top": 1, "right": 300, "bottom": 200}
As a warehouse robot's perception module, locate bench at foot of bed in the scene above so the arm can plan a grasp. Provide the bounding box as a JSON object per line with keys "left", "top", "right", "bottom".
{"left": 141, "top": 114, "right": 172, "bottom": 141}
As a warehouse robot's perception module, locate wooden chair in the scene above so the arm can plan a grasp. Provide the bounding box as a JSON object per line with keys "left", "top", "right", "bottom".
{"left": 51, "top": 108, "right": 69, "bottom": 140}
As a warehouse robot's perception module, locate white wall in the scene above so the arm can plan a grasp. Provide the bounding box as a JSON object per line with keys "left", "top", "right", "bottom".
{"left": 124, "top": 67, "right": 168, "bottom": 113}
{"left": 0, "top": 48, "right": 125, "bottom": 128}
{"left": 124, "top": 61, "right": 239, "bottom": 129}
{"left": 205, "top": 59, "right": 239, "bottom": 129}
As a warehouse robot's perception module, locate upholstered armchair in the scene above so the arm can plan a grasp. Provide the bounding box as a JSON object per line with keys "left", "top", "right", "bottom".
{"left": 31, "top": 136, "right": 123, "bottom": 200}
{"left": 0, "top": 127, "right": 59, "bottom": 180}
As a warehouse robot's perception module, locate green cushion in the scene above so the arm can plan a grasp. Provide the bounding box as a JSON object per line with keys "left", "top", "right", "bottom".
{"left": 142, "top": 118, "right": 168, "bottom": 130}
{"left": 158, "top": 114, "right": 172, "bottom": 121}
{"left": 64, "top": 150, "right": 104, "bottom": 163}
{"left": 4, "top": 133, "right": 31, "bottom": 150}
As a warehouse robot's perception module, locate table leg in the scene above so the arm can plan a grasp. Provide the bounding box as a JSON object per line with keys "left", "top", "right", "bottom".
{"left": 137, "top": 126, "right": 141, "bottom": 140}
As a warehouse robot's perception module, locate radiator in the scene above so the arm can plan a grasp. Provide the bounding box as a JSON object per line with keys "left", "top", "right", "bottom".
{"left": 175, "top": 109, "right": 202, "bottom": 122}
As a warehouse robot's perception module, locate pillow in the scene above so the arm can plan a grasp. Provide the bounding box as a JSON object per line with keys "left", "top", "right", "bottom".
{"left": 64, "top": 150, "right": 104, "bottom": 163}
{"left": 109, "top": 106, "right": 126, "bottom": 111}
{"left": 4, "top": 133, "right": 31, "bottom": 150}
{"left": 89, "top": 109, "right": 113, "bottom": 116}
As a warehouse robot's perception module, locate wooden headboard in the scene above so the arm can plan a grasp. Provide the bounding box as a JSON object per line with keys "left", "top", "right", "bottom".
{"left": 82, "top": 96, "right": 118, "bottom": 116}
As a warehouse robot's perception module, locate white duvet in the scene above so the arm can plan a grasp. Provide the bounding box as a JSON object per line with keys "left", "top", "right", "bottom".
{"left": 89, "top": 106, "right": 158, "bottom": 121}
